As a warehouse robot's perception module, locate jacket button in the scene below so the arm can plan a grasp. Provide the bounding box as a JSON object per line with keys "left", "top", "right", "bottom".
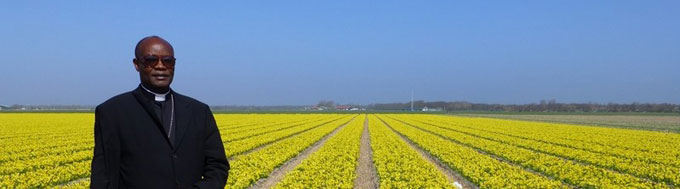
{"left": 172, "top": 154, "right": 178, "bottom": 159}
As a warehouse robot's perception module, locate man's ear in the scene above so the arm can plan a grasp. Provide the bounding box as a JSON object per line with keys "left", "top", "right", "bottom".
{"left": 133, "top": 58, "right": 141, "bottom": 72}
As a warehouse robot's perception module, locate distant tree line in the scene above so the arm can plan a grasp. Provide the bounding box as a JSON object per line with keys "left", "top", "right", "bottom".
{"left": 210, "top": 105, "right": 307, "bottom": 111}
{"left": 367, "top": 100, "right": 680, "bottom": 113}
{"left": 3, "top": 100, "right": 678, "bottom": 113}
{"left": 1, "top": 104, "right": 94, "bottom": 111}
{"left": 316, "top": 100, "right": 336, "bottom": 108}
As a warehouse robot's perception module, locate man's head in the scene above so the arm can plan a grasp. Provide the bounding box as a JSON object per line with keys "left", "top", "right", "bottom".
{"left": 133, "top": 36, "right": 175, "bottom": 92}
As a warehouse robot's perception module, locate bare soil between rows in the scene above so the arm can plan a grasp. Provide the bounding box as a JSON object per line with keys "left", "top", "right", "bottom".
{"left": 377, "top": 116, "right": 478, "bottom": 189}
{"left": 353, "top": 116, "right": 378, "bottom": 189}
{"left": 249, "top": 116, "right": 357, "bottom": 189}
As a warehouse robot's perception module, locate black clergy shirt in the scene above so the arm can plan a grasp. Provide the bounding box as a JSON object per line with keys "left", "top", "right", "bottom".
{"left": 139, "top": 86, "right": 176, "bottom": 147}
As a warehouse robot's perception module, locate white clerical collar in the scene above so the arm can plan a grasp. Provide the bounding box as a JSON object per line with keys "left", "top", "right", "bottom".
{"left": 140, "top": 84, "right": 170, "bottom": 102}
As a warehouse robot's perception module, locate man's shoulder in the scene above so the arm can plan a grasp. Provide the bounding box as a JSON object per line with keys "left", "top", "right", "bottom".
{"left": 96, "top": 91, "right": 136, "bottom": 111}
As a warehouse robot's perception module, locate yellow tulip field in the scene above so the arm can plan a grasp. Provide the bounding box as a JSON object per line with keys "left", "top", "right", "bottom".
{"left": 0, "top": 113, "right": 678, "bottom": 188}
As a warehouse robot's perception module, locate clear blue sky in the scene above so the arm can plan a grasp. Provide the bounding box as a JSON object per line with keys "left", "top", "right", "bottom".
{"left": 1, "top": 1, "right": 678, "bottom": 106}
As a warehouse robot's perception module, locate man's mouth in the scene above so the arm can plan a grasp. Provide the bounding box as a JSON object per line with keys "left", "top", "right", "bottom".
{"left": 152, "top": 74, "right": 169, "bottom": 80}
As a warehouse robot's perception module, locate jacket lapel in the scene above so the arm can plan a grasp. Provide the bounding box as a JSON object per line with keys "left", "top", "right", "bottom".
{"left": 172, "top": 92, "right": 191, "bottom": 151}
{"left": 132, "top": 86, "right": 174, "bottom": 148}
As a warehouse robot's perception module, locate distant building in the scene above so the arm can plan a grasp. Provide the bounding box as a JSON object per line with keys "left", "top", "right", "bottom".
{"left": 335, "top": 105, "right": 351, "bottom": 110}
{"left": 0, "top": 105, "right": 9, "bottom": 110}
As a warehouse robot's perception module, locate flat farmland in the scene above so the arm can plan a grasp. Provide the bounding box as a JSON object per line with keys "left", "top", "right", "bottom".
{"left": 456, "top": 113, "right": 680, "bottom": 132}
{"left": 0, "top": 113, "right": 678, "bottom": 188}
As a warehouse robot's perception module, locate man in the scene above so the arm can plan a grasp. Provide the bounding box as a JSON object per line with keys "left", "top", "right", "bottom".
{"left": 90, "top": 36, "right": 229, "bottom": 188}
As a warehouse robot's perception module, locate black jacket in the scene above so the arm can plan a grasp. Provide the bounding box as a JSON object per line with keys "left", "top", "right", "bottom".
{"left": 91, "top": 86, "right": 229, "bottom": 189}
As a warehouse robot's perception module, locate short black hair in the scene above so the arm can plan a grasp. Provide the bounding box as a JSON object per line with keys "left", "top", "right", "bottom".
{"left": 134, "top": 35, "right": 164, "bottom": 58}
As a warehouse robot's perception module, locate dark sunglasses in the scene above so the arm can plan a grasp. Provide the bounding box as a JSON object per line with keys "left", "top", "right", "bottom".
{"left": 138, "top": 55, "right": 176, "bottom": 68}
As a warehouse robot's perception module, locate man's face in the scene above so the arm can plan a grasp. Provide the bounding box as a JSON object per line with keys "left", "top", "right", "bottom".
{"left": 134, "top": 39, "right": 175, "bottom": 89}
